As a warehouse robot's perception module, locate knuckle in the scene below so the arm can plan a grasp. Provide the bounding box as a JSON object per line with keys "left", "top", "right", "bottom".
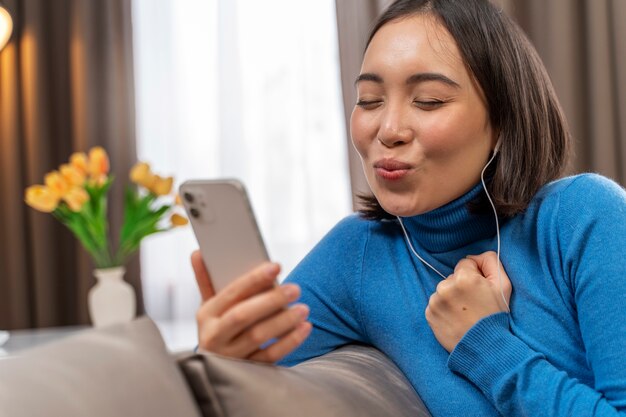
{"left": 454, "top": 258, "right": 470, "bottom": 272}
{"left": 455, "top": 270, "right": 469, "bottom": 284}
{"left": 424, "top": 306, "right": 432, "bottom": 321}
{"left": 428, "top": 292, "right": 438, "bottom": 307}
{"left": 248, "top": 327, "right": 266, "bottom": 345}
{"left": 226, "top": 309, "right": 246, "bottom": 328}
{"left": 198, "top": 328, "right": 217, "bottom": 350}
{"left": 219, "top": 286, "right": 239, "bottom": 306}
{"left": 264, "top": 349, "right": 280, "bottom": 363}
{"left": 456, "top": 270, "right": 476, "bottom": 287}
{"left": 436, "top": 279, "right": 455, "bottom": 298}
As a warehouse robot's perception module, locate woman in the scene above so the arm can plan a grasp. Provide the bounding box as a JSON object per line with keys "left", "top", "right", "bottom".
{"left": 192, "top": 0, "right": 626, "bottom": 415}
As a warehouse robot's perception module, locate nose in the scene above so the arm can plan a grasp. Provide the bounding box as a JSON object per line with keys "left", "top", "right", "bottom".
{"left": 377, "top": 105, "right": 413, "bottom": 147}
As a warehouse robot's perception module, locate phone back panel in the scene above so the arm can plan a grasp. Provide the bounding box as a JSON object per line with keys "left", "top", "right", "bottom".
{"left": 180, "top": 179, "right": 269, "bottom": 293}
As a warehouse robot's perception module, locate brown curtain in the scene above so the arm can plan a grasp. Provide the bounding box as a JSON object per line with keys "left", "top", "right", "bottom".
{"left": 503, "top": 0, "right": 626, "bottom": 183}
{"left": 0, "top": 0, "right": 143, "bottom": 330}
{"left": 335, "top": 0, "right": 626, "bottom": 208}
{"left": 335, "top": 0, "right": 391, "bottom": 208}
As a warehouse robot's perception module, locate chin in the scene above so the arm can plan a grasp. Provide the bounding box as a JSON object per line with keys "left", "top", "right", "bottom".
{"left": 377, "top": 196, "right": 424, "bottom": 217}
{"left": 375, "top": 187, "right": 446, "bottom": 217}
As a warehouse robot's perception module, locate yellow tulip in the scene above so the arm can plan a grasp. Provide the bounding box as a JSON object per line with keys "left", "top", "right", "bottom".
{"left": 60, "top": 164, "right": 86, "bottom": 187}
{"left": 150, "top": 175, "right": 173, "bottom": 196}
{"left": 129, "top": 162, "right": 156, "bottom": 188}
{"left": 69, "top": 152, "right": 89, "bottom": 175}
{"left": 62, "top": 187, "right": 90, "bottom": 212}
{"left": 25, "top": 185, "right": 60, "bottom": 213}
{"left": 88, "top": 175, "right": 108, "bottom": 187}
{"left": 170, "top": 213, "right": 188, "bottom": 227}
{"left": 88, "top": 147, "right": 110, "bottom": 178}
{"left": 45, "top": 171, "right": 71, "bottom": 198}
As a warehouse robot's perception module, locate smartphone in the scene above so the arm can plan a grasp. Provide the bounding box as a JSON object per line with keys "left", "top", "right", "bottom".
{"left": 179, "top": 179, "right": 270, "bottom": 293}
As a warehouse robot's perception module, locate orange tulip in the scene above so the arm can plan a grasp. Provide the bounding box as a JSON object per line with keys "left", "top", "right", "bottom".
{"left": 63, "top": 187, "right": 90, "bottom": 212}
{"left": 69, "top": 152, "right": 89, "bottom": 175}
{"left": 24, "top": 185, "right": 60, "bottom": 213}
{"left": 45, "top": 171, "right": 71, "bottom": 198}
{"left": 150, "top": 175, "right": 173, "bottom": 196}
{"left": 88, "top": 147, "right": 110, "bottom": 178}
{"left": 60, "top": 164, "right": 86, "bottom": 187}
{"left": 129, "top": 162, "right": 156, "bottom": 189}
{"left": 88, "top": 175, "right": 108, "bottom": 187}
{"left": 170, "top": 213, "right": 188, "bottom": 227}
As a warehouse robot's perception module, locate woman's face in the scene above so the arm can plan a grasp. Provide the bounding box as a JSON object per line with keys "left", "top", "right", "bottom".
{"left": 350, "top": 14, "right": 496, "bottom": 217}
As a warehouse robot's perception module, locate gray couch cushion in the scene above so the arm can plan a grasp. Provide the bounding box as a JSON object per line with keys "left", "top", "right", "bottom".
{"left": 0, "top": 317, "right": 201, "bottom": 417}
{"left": 178, "top": 344, "right": 431, "bottom": 417}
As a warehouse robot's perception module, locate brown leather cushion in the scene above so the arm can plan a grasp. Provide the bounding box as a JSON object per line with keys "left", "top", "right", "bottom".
{"left": 177, "top": 344, "right": 431, "bottom": 417}
{"left": 0, "top": 317, "right": 201, "bottom": 417}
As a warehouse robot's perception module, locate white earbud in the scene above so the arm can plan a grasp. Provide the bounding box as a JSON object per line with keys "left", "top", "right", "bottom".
{"left": 493, "top": 137, "right": 502, "bottom": 155}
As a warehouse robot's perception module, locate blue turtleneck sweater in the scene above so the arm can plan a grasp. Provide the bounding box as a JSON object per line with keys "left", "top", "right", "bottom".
{"left": 279, "top": 173, "right": 626, "bottom": 417}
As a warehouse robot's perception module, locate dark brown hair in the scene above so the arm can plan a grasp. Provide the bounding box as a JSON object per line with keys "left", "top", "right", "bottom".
{"left": 357, "top": 0, "right": 572, "bottom": 220}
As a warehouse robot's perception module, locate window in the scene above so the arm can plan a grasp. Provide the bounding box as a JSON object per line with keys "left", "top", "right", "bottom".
{"left": 132, "top": 0, "right": 351, "bottom": 320}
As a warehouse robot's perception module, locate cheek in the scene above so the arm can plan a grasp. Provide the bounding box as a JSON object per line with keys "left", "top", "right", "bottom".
{"left": 349, "top": 109, "right": 374, "bottom": 158}
{"left": 419, "top": 111, "right": 487, "bottom": 156}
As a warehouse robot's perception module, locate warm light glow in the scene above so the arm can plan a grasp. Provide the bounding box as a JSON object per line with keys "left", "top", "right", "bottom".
{"left": 0, "top": 4, "right": 13, "bottom": 51}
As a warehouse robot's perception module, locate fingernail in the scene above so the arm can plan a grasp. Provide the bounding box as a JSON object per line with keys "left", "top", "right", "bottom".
{"left": 264, "top": 263, "right": 279, "bottom": 276}
{"left": 281, "top": 284, "right": 300, "bottom": 299}
{"left": 298, "top": 322, "right": 312, "bottom": 336}
{"left": 293, "top": 304, "right": 309, "bottom": 320}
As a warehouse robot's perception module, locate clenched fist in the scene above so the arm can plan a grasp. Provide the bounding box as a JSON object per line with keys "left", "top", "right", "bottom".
{"left": 425, "top": 251, "right": 512, "bottom": 352}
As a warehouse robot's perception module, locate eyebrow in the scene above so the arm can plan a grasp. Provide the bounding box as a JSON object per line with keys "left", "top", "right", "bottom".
{"left": 354, "top": 72, "right": 461, "bottom": 88}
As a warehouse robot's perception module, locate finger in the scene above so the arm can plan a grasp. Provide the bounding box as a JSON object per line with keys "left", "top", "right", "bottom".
{"left": 467, "top": 251, "right": 501, "bottom": 279}
{"left": 206, "top": 262, "right": 281, "bottom": 317}
{"left": 214, "top": 283, "right": 301, "bottom": 343}
{"left": 191, "top": 250, "right": 215, "bottom": 302}
{"left": 453, "top": 257, "right": 479, "bottom": 274}
{"left": 435, "top": 277, "right": 454, "bottom": 296}
{"left": 468, "top": 252, "right": 512, "bottom": 302}
{"left": 227, "top": 304, "right": 310, "bottom": 358}
{"left": 248, "top": 321, "right": 313, "bottom": 363}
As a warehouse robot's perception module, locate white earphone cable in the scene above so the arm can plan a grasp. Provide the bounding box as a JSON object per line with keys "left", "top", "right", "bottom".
{"left": 397, "top": 216, "right": 447, "bottom": 280}
{"left": 397, "top": 145, "right": 510, "bottom": 313}
{"left": 480, "top": 149, "right": 510, "bottom": 312}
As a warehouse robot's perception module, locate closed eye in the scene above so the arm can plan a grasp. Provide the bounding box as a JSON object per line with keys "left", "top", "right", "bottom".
{"left": 414, "top": 100, "right": 445, "bottom": 110}
{"left": 356, "top": 99, "right": 383, "bottom": 109}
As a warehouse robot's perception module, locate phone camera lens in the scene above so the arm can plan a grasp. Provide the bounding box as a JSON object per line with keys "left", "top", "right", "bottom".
{"left": 190, "top": 207, "right": 200, "bottom": 218}
{"left": 184, "top": 192, "right": 194, "bottom": 203}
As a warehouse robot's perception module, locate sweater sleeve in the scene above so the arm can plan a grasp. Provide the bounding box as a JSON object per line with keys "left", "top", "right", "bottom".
{"left": 277, "top": 215, "right": 370, "bottom": 367}
{"left": 448, "top": 174, "right": 626, "bottom": 416}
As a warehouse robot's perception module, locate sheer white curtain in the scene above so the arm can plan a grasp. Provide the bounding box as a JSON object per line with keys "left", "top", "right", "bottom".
{"left": 132, "top": 0, "right": 351, "bottom": 320}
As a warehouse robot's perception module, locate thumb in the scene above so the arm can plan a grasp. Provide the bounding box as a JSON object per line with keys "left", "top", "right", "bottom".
{"left": 467, "top": 251, "right": 512, "bottom": 305}
{"left": 467, "top": 251, "right": 502, "bottom": 282}
{"left": 191, "top": 250, "right": 215, "bottom": 301}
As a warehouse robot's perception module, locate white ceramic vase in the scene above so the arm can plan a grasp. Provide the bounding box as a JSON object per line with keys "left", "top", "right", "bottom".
{"left": 88, "top": 267, "right": 136, "bottom": 327}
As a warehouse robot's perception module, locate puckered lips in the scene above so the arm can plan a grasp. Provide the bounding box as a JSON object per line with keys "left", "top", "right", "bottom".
{"left": 373, "top": 158, "right": 414, "bottom": 181}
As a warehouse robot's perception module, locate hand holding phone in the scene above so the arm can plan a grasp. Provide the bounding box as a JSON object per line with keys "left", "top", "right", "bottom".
{"left": 180, "top": 179, "right": 270, "bottom": 293}
{"left": 182, "top": 179, "right": 312, "bottom": 362}
{"left": 191, "top": 251, "right": 312, "bottom": 362}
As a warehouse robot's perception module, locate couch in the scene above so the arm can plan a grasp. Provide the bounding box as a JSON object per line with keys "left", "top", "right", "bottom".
{"left": 0, "top": 317, "right": 431, "bottom": 417}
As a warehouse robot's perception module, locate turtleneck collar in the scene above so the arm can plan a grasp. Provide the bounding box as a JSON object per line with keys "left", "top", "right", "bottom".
{"left": 397, "top": 183, "right": 497, "bottom": 254}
